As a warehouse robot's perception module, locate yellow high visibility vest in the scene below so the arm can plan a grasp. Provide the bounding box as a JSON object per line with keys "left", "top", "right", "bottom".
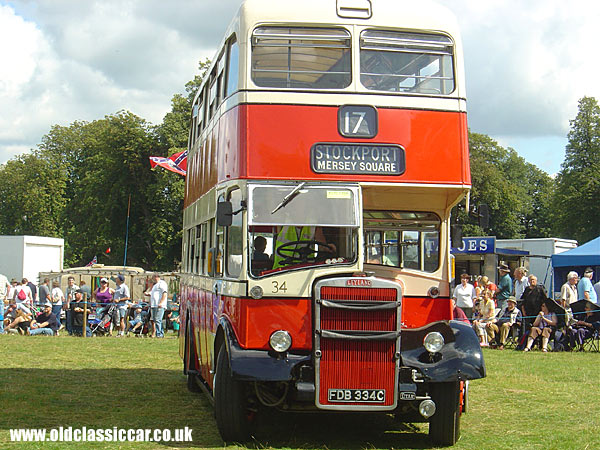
{"left": 272, "top": 226, "right": 315, "bottom": 268}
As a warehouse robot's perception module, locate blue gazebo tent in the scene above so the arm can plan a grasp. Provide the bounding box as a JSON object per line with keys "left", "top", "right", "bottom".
{"left": 551, "top": 236, "right": 600, "bottom": 292}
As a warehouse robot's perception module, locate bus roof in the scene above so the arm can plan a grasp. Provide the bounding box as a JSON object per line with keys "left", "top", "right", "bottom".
{"left": 236, "top": 0, "right": 461, "bottom": 36}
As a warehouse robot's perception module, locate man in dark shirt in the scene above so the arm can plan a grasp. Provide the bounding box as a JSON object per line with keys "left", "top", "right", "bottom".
{"left": 29, "top": 302, "right": 59, "bottom": 336}
{"left": 520, "top": 275, "right": 547, "bottom": 328}
{"left": 70, "top": 290, "right": 91, "bottom": 337}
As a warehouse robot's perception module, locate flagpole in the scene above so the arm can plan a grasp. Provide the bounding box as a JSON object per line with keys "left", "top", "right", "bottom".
{"left": 123, "top": 194, "right": 131, "bottom": 267}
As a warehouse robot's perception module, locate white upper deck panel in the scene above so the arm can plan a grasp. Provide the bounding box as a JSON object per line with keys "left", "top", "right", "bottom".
{"left": 197, "top": 0, "right": 466, "bottom": 108}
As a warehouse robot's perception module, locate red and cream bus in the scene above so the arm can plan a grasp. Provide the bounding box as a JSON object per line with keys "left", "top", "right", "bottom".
{"left": 180, "top": 0, "right": 485, "bottom": 445}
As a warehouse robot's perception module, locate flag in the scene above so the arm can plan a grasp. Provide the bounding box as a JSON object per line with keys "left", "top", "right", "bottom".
{"left": 149, "top": 149, "right": 187, "bottom": 176}
{"left": 85, "top": 256, "right": 97, "bottom": 267}
{"left": 104, "top": 247, "right": 111, "bottom": 255}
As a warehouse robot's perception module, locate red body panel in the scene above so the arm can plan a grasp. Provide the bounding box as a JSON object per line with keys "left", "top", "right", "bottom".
{"left": 185, "top": 104, "right": 470, "bottom": 207}
{"left": 402, "top": 297, "right": 453, "bottom": 328}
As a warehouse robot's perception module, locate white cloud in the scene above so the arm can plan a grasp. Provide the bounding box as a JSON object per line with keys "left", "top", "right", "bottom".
{"left": 1, "top": 0, "right": 599, "bottom": 175}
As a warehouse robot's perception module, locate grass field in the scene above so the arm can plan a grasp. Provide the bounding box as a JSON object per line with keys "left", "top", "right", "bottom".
{"left": 1, "top": 334, "right": 599, "bottom": 449}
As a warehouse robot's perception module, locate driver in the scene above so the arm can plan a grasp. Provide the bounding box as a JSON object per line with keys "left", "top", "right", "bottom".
{"left": 272, "top": 226, "right": 335, "bottom": 269}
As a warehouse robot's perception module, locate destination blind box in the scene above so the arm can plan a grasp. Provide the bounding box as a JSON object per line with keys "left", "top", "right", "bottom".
{"left": 310, "top": 143, "right": 406, "bottom": 175}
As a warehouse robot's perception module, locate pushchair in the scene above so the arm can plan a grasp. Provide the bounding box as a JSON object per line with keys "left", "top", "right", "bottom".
{"left": 127, "top": 303, "right": 150, "bottom": 337}
{"left": 90, "top": 303, "right": 117, "bottom": 336}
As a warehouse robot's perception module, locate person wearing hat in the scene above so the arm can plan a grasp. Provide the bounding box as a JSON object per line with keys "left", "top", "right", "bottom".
{"left": 29, "top": 301, "right": 60, "bottom": 336}
{"left": 567, "top": 300, "right": 600, "bottom": 351}
{"left": 486, "top": 296, "right": 523, "bottom": 349}
{"left": 496, "top": 263, "right": 512, "bottom": 312}
{"left": 113, "top": 274, "right": 131, "bottom": 337}
{"left": 70, "top": 289, "right": 91, "bottom": 337}
{"left": 578, "top": 268, "right": 597, "bottom": 304}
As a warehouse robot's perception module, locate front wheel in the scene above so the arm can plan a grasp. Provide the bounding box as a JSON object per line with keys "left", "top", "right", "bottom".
{"left": 214, "top": 343, "right": 252, "bottom": 443}
{"left": 184, "top": 323, "right": 201, "bottom": 393}
{"left": 429, "top": 381, "right": 461, "bottom": 446}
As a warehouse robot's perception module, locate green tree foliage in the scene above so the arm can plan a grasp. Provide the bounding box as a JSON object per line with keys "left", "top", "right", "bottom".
{"left": 553, "top": 96, "right": 600, "bottom": 242}
{"left": 0, "top": 60, "right": 212, "bottom": 270}
{"left": 0, "top": 152, "right": 67, "bottom": 237}
{"left": 458, "top": 132, "right": 554, "bottom": 239}
{"left": 159, "top": 58, "right": 211, "bottom": 149}
{"left": 36, "top": 111, "right": 184, "bottom": 270}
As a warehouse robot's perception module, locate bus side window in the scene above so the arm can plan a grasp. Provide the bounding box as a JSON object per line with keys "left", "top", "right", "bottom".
{"left": 225, "top": 38, "right": 239, "bottom": 97}
{"left": 215, "top": 198, "right": 225, "bottom": 277}
{"left": 194, "top": 224, "right": 202, "bottom": 274}
{"left": 226, "top": 189, "right": 243, "bottom": 278}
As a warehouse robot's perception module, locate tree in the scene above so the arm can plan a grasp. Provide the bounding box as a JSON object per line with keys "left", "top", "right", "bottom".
{"left": 457, "top": 131, "right": 554, "bottom": 239}
{"left": 553, "top": 96, "right": 600, "bottom": 242}
{"left": 0, "top": 152, "right": 67, "bottom": 238}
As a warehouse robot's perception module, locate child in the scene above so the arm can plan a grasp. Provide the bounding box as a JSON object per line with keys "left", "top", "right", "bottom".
{"left": 127, "top": 305, "right": 144, "bottom": 335}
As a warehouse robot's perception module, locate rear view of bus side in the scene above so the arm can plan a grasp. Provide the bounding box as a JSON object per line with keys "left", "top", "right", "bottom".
{"left": 179, "top": 0, "right": 485, "bottom": 446}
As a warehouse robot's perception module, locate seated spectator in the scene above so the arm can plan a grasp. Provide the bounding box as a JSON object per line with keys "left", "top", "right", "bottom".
{"left": 472, "top": 289, "right": 496, "bottom": 346}
{"left": 4, "top": 304, "right": 33, "bottom": 334}
{"left": 452, "top": 298, "right": 470, "bottom": 324}
{"left": 127, "top": 304, "right": 145, "bottom": 335}
{"left": 524, "top": 301, "right": 557, "bottom": 352}
{"left": 29, "top": 302, "right": 60, "bottom": 336}
{"left": 70, "top": 289, "right": 91, "bottom": 337}
{"left": 487, "top": 296, "right": 523, "bottom": 349}
{"left": 567, "top": 301, "right": 600, "bottom": 351}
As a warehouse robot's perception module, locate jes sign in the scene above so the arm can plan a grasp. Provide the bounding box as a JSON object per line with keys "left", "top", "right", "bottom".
{"left": 311, "top": 143, "right": 405, "bottom": 175}
{"left": 453, "top": 237, "right": 496, "bottom": 254}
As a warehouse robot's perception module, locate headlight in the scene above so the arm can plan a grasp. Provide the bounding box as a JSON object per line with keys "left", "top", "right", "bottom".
{"left": 269, "top": 330, "right": 292, "bottom": 352}
{"left": 423, "top": 331, "right": 444, "bottom": 353}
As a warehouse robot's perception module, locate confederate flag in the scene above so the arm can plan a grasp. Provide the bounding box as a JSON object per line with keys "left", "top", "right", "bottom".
{"left": 149, "top": 149, "right": 187, "bottom": 176}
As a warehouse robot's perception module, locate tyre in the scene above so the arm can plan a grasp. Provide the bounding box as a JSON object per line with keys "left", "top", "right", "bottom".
{"left": 184, "top": 322, "right": 202, "bottom": 393}
{"left": 214, "top": 342, "right": 252, "bottom": 443}
{"left": 429, "top": 381, "right": 461, "bottom": 446}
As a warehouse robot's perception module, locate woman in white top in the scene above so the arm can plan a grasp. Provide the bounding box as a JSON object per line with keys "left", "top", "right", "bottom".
{"left": 453, "top": 273, "right": 476, "bottom": 319}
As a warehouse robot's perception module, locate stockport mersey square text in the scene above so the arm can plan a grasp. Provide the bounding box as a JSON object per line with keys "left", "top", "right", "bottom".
{"left": 310, "top": 143, "right": 405, "bottom": 175}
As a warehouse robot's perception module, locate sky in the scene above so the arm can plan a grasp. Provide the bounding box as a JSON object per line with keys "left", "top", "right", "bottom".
{"left": 1, "top": 0, "right": 599, "bottom": 175}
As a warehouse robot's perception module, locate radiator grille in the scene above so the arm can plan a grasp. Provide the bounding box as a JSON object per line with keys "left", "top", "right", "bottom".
{"left": 316, "top": 282, "right": 401, "bottom": 409}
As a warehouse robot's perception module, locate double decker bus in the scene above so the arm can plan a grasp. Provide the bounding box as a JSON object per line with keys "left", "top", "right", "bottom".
{"left": 180, "top": 0, "right": 485, "bottom": 445}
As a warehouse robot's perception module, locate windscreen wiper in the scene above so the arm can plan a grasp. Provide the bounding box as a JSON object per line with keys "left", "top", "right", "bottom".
{"left": 271, "top": 182, "right": 306, "bottom": 215}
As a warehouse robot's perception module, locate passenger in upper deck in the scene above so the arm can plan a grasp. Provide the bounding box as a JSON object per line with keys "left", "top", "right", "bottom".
{"left": 272, "top": 226, "right": 336, "bottom": 269}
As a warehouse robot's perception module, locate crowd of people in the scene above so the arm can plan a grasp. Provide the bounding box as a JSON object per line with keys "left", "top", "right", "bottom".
{"left": 452, "top": 264, "right": 600, "bottom": 352}
{"left": 0, "top": 272, "right": 177, "bottom": 338}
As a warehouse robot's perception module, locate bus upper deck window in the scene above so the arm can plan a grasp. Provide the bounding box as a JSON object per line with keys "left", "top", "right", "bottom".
{"left": 251, "top": 27, "right": 351, "bottom": 89}
{"left": 360, "top": 30, "right": 455, "bottom": 95}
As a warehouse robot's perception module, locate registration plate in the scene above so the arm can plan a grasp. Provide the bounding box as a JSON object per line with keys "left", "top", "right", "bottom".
{"left": 328, "top": 389, "right": 386, "bottom": 403}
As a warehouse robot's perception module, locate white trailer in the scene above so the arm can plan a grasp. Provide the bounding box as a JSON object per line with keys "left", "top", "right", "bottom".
{"left": 496, "top": 238, "right": 577, "bottom": 295}
{"left": 0, "top": 235, "right": 64, "bottom": 283}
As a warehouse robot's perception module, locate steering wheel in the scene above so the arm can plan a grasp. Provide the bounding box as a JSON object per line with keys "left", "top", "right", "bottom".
{"left": 276, "top": 240, "right": 332, "bottom": 265}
